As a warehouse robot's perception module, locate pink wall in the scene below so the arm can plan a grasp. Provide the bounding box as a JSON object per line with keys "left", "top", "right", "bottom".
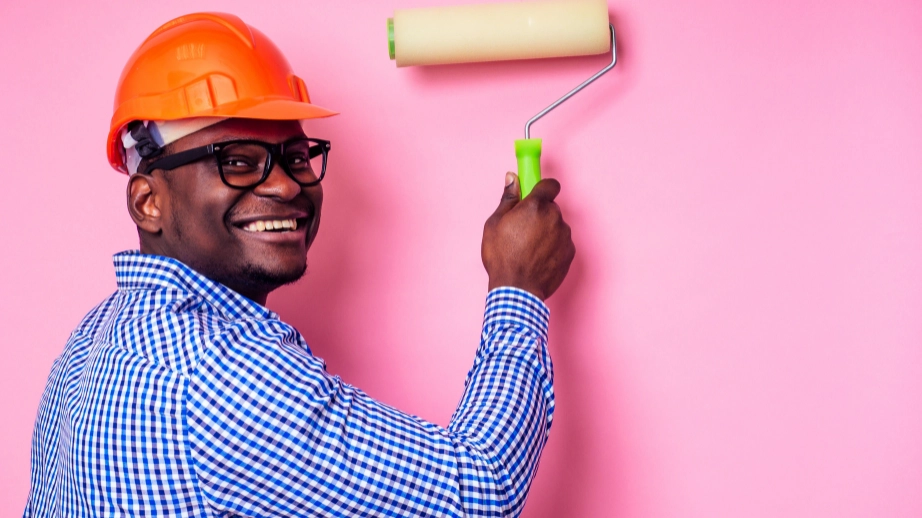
{"left": 2, "top": 0, "right": 921, "bottom": 516}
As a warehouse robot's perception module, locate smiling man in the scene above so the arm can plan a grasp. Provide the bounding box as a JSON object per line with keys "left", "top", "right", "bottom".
{"left": 129, "top": 118, "right": 326, "bottom": 305}
{"left": 25, "top": 13, "right": 575, "bottom": 518}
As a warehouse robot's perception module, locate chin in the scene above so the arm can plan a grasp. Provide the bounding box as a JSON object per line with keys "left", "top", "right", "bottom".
{"left": 241, "top": 259, "right": 308, "bottom": 289}
{"left": 203, "top": 255, "right": 308, "bottom": 298}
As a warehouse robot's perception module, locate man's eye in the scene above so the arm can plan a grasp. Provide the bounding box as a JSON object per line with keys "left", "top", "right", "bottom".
{"left": 287, "top": 155, "right": 307, "bottom": 165}
{"left": 222, "top": 158, "right": 253, "bottom": 168}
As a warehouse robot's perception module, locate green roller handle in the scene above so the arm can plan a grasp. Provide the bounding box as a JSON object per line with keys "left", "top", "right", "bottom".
{"left": 515, "top": 138, "right": 542, "bottom": 199}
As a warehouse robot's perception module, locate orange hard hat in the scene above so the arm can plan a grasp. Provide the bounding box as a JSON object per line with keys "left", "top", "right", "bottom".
{"left": 108, "top": 12, "right": 338, "bottom": 173}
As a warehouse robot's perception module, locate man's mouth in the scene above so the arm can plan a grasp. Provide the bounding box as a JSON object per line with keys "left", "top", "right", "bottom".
{"left": 240, "top": 218, "right": 302, "bottom": 233}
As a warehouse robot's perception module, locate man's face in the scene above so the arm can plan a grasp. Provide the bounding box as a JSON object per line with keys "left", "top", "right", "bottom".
{"left": 142, "top": 118, "right": 323, "bottom": 301}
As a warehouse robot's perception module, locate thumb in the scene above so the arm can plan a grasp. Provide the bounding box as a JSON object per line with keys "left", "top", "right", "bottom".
{"left": 492, "top": 172, "right": 520, "bottom": 218}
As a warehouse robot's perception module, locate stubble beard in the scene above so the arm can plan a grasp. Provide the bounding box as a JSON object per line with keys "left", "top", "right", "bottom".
{"left": 237, "top": 257, "right": 308, "bottom": 290}
{"left": 195, "top": 254, "right": 309, "bottom": 300}
{"left": 169, "top": 205, "right": 309, "bottom": 298}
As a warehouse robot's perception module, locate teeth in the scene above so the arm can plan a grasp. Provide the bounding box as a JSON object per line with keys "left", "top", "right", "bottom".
{"left": 242, "top": 218, "right": 301, "bottom": 233}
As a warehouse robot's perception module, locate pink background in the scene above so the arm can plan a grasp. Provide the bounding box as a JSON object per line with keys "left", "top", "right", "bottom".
{"left": 2, "top": 0, "right": 921, "bottom": 516}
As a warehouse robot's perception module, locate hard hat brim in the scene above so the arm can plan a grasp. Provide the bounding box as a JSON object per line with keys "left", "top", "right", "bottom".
{"left": 226, "top": 99, "right": 339, "bottom": 120}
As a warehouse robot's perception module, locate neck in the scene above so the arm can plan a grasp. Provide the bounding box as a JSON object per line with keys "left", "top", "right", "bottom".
{"left": 139, "top": 241, "right": 273, "bottom": 306}
{"left": 225, "top": 284, "right": 269, "bottom": 306}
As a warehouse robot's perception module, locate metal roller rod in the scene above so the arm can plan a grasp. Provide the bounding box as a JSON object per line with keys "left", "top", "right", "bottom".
{"left": 524, "top": 23, "right": 617, "bottom": 139}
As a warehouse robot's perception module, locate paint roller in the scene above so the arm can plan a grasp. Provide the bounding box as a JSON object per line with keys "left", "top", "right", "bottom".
{"left": 387, "top": 0, "right": 617, "bottom": 198}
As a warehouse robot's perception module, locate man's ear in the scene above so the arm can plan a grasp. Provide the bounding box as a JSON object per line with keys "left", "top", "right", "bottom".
{"left": 127, "top": 174, "right": 164, "bottom": 234}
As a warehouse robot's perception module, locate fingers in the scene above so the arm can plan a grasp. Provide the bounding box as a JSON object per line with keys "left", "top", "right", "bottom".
{"left": 481, "top": 174, "right": 574, "bottom": 301}
{"left": 491, "top": 172, "right": 520, "bottom": 220}
{"left": 525, "top": 178, "right": 561, "bottom": 203}
{"left": 503, "top": 172, "right": 520, "bottom": 200}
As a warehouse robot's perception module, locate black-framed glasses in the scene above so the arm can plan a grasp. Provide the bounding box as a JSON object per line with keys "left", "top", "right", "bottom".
{"left": 146, "top": 137, "right": 331, "bottom": 189}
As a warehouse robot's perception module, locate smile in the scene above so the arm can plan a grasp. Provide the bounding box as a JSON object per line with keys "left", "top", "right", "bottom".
{"left": 241, "top": 218, "right": 300, "bottom": 233}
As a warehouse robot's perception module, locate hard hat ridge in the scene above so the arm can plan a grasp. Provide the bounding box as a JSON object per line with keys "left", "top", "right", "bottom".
{"left": 145, "top": 12, "right": 256, "bottom": 50}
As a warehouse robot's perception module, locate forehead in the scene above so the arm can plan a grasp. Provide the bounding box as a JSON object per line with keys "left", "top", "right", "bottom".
{"left": 176, "top": 118, "right": 306, "bottom": 150}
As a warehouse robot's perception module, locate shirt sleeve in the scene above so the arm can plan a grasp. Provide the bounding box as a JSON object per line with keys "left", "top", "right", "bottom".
{"left": 186, "top": 287, "right": 553, "bottom": 518}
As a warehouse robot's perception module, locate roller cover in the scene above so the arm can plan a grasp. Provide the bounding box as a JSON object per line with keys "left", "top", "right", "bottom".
{"left": 392, "top": 0, "right": 610, "bottom": 67}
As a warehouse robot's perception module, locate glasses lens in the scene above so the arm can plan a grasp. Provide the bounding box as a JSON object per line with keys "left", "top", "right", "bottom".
{"left": 217, "top": 143, "right": 269, "bottom": 187}
{"left": 284, "top": 139, "right": 325, "bottom": 185}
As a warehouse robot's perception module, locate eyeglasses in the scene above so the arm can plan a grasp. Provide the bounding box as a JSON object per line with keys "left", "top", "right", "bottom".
{"left": 145, "top": 137, "right": 331, "bottom": 189}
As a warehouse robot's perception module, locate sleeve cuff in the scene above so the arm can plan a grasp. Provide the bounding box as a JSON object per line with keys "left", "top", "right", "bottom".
{"left": 484, "top": 287, "right": 550, "bottom": 338}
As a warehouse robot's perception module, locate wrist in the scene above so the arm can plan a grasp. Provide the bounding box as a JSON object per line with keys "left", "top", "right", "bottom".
{"left": 487, "top": 277, "right": 546, "bottom": 301}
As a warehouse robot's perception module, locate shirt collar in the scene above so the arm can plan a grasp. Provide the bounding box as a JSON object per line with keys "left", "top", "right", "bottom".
{"left": 113, "top": 250, "right": 276, "bottom": 321}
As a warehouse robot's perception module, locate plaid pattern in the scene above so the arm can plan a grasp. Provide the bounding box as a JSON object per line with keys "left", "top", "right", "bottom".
{"left": 25, "top": 251, "right": 553, "bottom": 517}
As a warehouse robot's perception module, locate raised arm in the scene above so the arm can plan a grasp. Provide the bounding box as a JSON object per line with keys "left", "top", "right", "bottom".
{"left": 188, "top": 173, "right": 575, "bottom": 517}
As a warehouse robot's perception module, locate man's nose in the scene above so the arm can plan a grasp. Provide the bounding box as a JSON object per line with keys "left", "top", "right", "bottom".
{"left": 254, "top": 159, "right": 301, "bottom": 200}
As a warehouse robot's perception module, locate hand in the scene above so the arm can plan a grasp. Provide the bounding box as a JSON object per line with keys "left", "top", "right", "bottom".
{"left": 481, "top": 173, "right": 576, "bottom": 301}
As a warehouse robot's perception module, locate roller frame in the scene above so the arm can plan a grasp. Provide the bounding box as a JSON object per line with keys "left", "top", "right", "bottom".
{"left": 524, "top": 23, "right": 618, "bottom": 139}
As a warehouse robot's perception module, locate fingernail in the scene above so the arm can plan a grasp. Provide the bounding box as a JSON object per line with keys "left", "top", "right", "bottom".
{"left": 505, "top": 172, "right": 515, "bottom": 186}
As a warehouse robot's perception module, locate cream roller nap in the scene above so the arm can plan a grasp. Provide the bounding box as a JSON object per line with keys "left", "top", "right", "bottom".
{"left": 387, "top": 0, "right": 618, "bottom": 198}
{"left": 389, "top": 0, "right": 609, "bottom": 67}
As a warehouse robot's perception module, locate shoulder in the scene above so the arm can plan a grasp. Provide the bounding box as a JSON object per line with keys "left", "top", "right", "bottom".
{"left": 201, "top": 316, "right": 316, "bottom": 371}
{"left": 83, "top": 287, "right": 245, "bottom": 374}
{"left": 70, "top": 291, "right": 122, "bottom": 339}
{"left": 192, "top": 316, "right": 335, "bottom": 402}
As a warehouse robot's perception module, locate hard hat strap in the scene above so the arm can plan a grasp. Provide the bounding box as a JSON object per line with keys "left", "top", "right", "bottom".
{"left": 128, "top": 121, "right": 163, "bottom": 159}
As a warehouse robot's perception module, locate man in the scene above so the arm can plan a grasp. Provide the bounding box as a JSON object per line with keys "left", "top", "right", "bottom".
{"left": 26, "top": 13, "right": 574, "bottom": 517}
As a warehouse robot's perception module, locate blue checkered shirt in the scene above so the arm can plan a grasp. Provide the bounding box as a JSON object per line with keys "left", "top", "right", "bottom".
{"left": 25, "top": 251, "right": 554, "bottom": 517}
